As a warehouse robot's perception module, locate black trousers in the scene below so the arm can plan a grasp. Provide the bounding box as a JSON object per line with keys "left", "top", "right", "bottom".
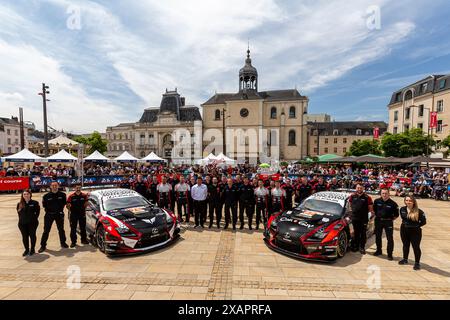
{"left": 69, "top": 212, "right": 87, "bottom": 244}
{"left": 193, "top": 200, "right": 207, "bottom": 226}
{"left": 255, "top": 204, "right": 268, "bottom": 227}
{"left": 40, "top": 213, "right": 67, "bottom": 247}
{"left": 224, "top": 202, "right": 238, "bottom": 227}
{"left": 239, "top": 201, "right": 254, "bottom": 227}
{"left": 209, "top": 200, "right": 221, "bottom": 227}
{"left": 271, "top": 202, "right": 282, "bottom": 215}
{"left": 285, "top": 201, "right": 293, "bottom": 211}
{"left": 176, "top": 200, "right": 188, "bottom": 221}
{"left": 18, "top": 222, "right": 38, "bottom": 251}
{"left": 158, "top": 198, "right": 170, "bottom": 210}
{"left": 352, "top": 220, "right": 368, "bottom": 249}
{"left": 375, "top": 219, "right": 394, "bottom": 255}
{"left": 400, "top": 225, "right": 422, "bottom": 263}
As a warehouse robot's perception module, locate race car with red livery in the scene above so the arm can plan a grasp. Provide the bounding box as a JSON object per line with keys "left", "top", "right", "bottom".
{"left": 264, "top": 191, "right": 375, "bottom": 261}
{"left": 85, "top": 189, "right": 180, "bottom": 255}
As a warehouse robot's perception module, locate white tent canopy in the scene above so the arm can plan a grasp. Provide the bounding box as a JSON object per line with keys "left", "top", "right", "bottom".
{"left": 1, "top": 148, "right": 44, "bottom": 162}
{"left": 46, "top": 149, "right": 77, "bottom": 162}
{"left": 216, "top": 153, "right": 236, "bottom": 165}
{"left": 48, "top": 135, "right": 79, "bottom": 146}
{"left": 83, "top": 150, "right": 109, "bottom": 162}
{"left": 195, "top": 153, "right": 219, "bottom": 165}
{"left": 114, "top": 151, "right": 139, "bottom": 162}
{"left": 141, "top": 152, "right": 167, "bottom": 162}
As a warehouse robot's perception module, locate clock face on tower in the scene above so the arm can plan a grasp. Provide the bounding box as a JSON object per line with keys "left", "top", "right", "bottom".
{"left": 240, "top": 108, "right": 249, "bottom": 118}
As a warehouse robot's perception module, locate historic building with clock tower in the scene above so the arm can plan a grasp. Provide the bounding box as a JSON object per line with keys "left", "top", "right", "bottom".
{"left": 201, "top": 48, "right": 309, "bottom": 163}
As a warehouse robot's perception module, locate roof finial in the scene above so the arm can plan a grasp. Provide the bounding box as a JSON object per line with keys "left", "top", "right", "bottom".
{"left": 247, "top": 39, "right": 250, "bottom": 58}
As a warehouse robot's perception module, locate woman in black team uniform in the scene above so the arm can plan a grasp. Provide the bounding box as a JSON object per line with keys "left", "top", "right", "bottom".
{"left": 398, "top": 195, "right": 427, "bottom": 270}
{"left": 17, "top": 190, "right": 40, "bottom": 256}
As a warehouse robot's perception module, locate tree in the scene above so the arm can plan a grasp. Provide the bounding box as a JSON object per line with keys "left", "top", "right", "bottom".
{"left": 74, "top": 131, "right": 107, "bottom": 154}
{"left": 346, "top": 139, "right": 382, "bottom": 156}
{"left": 380, "top": 129, "right": 434, "bottom": 157}
{"left": 442, "top": 135, "right": 450, "bottom": 149}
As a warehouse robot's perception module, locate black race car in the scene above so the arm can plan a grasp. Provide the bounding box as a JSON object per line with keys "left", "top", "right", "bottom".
{"left": 264, "top": 191, "right": 375, "bottom": 261}
{"left": 85, "top": 189, "right": 180, "bottom": 255}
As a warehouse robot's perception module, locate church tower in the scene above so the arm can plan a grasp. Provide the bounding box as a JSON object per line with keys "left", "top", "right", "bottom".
{"left": 239, "top": 47, "right": 258, "bottom": 92}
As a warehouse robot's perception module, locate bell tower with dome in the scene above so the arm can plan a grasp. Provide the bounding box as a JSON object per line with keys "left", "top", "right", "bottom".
{"left": 239, "top": 47, "right": 258, "bottom": 92}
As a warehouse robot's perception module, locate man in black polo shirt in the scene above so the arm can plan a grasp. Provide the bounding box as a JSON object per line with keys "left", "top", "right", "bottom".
{"left": 295, "top": 177, "right": 312, "bottom": 205}
{"left": 348, "top": 184, "right": 374, "bottom": 254}
{"left": 133, "top": 174, "right": 148, "bottom": 198}
{"left": 239, "top": 177, "right": 255, "bottom": 230}
{"left": 39, "top": 181, "right": 68, "bottom": 252}
{"left": 373, "top": 188, "right": 399, "bottom": 260}
{"left": 67, "top": 185, "right": 89, "bottom": 247}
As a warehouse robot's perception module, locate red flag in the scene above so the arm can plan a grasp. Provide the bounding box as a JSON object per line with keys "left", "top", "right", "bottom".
{"left": 429, "top": 112, "right": 438, "bottom": 129}
{"left": 373, "top": 127, "right": 380, "bottom": 139}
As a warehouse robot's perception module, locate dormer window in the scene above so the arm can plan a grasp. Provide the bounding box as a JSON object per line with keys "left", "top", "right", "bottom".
{"left": 270, "top": 107, "right": 277, "bottom": 119}
{"left": 333, "top": 129, "right": 339, "bottom": 136}
{"left": 356, "top": 129, "right": 362, "bottom": 135}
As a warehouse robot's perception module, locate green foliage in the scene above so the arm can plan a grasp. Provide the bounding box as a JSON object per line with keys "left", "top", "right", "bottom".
{"left": 442, "top": 135, "right": 450, "bottom": 149}
{"left": 380, "top": 129, "right": 434, "bottom": 157}
{"left": 346, "top": 139, "right": 382, "bottom": 156}
{"left": 74, "top": 131, "right": 107, "bottom": 155}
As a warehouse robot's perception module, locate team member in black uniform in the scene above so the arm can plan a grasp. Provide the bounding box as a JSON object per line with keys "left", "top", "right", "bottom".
{"left": 39, "top": 181, "right": 69, "bottom": 252}
{"left": 348, "top": 184, "right": 374, "bottom": 254}
{"left": 399, "top": 195, "right": 427, "bottom": 270}
{"left": 239, "top": 177, "right": 255, "bottom": 230}
{"left": 223, "top": 178, "right": 238, "bottom": 230}
{"left": 133, "top": 175, "right": 148, "bottom": 198}
{"left": 208, "top": 177, "right": 222, "bottom": 228}
{"left": 313, "top": 177, "right": 329, "bottom": 193}
{"left": 282, "top": 179, "right": 295, "bottom": 210}
{"left": 174, "top": 176, "right": 190, "bottom": 223}
{"left": 148, "top": 176, "right": 158, "bottom": 204}
{"left": 67, "top": 185, "right": 89, "bottom": 247}
{"left": 17, "top": 190, "right": 40, "bottom": 256}
{"left": 295, "top": 177, "right": 312, "bottom": 204}
{"left": 373, "top": 188, "right": 399, "bottom": 260}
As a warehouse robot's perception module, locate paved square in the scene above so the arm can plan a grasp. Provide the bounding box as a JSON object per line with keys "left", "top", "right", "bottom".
{"left": 0, "top": 194, "right": 449, "bottom": 300}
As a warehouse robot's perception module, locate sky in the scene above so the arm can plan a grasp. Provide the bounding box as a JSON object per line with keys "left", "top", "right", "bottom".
{"left": 1, "top": 0, "right": 450, "bottom": 133}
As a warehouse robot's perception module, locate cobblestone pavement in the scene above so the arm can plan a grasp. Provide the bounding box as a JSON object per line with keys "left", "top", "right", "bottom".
{"left": 0, "top": 194, "right": 449, "bottom": 300}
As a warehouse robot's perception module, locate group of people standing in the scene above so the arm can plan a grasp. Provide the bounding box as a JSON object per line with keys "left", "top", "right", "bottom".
{"left": 348, "top": 184, "right": 427, "bottom": 270}
{"left": 16, "top": 174, "right": 427, "bottom": 270}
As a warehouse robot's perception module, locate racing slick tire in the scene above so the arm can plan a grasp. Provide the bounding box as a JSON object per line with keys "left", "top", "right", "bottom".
{"left": 336, "top": 231, "right": 348, "bottom": 258}
{"left": 95, "top": 225, "right": 106, "bottom": 254}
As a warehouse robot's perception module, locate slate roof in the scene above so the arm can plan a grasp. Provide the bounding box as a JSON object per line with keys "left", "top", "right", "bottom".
{"left": 202, "top": 89, "right": 307, "bottom": 105}
{"left": 388, "top": 74, "right": 450, "bottom": 105}
{"left": 308, "top": 121, "right": 388, "bottom": 136}
{"left": 139, "top": 107, "right": 202, "bottom": 124}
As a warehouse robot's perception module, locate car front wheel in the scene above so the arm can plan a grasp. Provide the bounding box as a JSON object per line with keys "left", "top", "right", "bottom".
{"left": 96, "top": 225, "right": 106, "bottom": 253}
{"left": 336, "top": 231, "right": 348, "bottom": 258}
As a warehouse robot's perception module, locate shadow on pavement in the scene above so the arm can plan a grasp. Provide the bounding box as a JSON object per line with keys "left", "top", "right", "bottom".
{"left": 24, "top": 253, "right": 50, "bottom": 263}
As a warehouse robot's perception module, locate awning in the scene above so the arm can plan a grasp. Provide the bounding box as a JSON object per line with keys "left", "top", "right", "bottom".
{"left": 46, "top": 149, "right": 77, "bottom": 162}
{"left": 1, "top": 148, "right": 44, "bottom": 162}
{"left": 83, "top": 150, "right": 109, "bottom": 162}
{"left": 141, "top": 152, "right": 167, "bottom": 163}
{"left": 114, "top": 151, "right": 139, "bottom": 163}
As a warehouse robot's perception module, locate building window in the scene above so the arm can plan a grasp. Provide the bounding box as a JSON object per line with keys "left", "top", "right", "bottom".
{"left": 334, "top": 147, "right": 338, "bottom": 153}
{"left": 439, "top": 79, "right": 446, "bottom": 90}
{"left": 421, "top": 83, "right": 428, "bottom": 93}
{"left": 356, "top": 129, "right": 362, "bottom": 135}
{"left": 393, "top": 127, "right": 398, "bottom": 134}
{"left": 289, "top": 106, "right": 296, "bottom": 118}
{"left": 324, "top": 138, "right": 328, "bottom": 144}
{"left": 334, "top": 138, "right": 338, "bottom": 144}
{"left": 417, "top": 123, "right": 423, "bottom": 130}
{"left": 394, "top": 111, "right": 398, "bottom": 122}
{"left": 395, "top": 92, "right": 401, "bottom": 102}
{"left": 404, "top": 124, "right": 410, "bottom": 131}
{"left": 405, "top": 90, "right": 413, "bottom": 100}
{"left": 437, "top": 120, "right": 443, "bottom": 133}
{"left": 215, "top": 109, "right": 221, "bottom": 120}
{"left": 270, "top": 107, "right": 277, "bottom": 119}
{"left": 418, "top": 105, "right": 424, "bottom": 117}
{"left": 324, "top": 147, "right": 328, "bottom": 153}
{"left": 288, "top": 130, "right": 296, "bottom": 146}
{"left": 405, "top": 107, "right": 410, "bottom": 120}
{"left": 437, "top": 100, "right": 444, "bottom": 113}
{"left": 343, "top": 147, "right": 347, "bottom": 153}
{"left": 7, "top": 138, "right": 11, "bottom": 144}
{"left": 7, "top": 129, "right": 10, "bottom": 135}
{"left": 343, "top": 138, "right": 347, "bottom": 144}
{"left": 14, "top": 130, "right": 18, "bottom": 136}
{"left": 313, "top": 148, "right": 318, "bottom": 154}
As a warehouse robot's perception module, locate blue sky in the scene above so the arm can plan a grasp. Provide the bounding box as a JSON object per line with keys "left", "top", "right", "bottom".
{"left": 1, "top": 0, "right": 450, "bottom": 132}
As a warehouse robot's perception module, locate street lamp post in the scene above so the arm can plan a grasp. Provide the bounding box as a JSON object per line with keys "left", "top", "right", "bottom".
{"left": 221, "top": 108, "right": 231, "bottom": 156}
{"left": 38, "top": 83, "right": 50, "bottom": 157}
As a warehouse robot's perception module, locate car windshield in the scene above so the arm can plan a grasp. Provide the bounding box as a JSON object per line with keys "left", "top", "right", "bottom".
{"left": 103, "top": 196, "right": 150, "bottom": 212}
{"left": 296, "top": 199, "right": 343, "bottom": 217}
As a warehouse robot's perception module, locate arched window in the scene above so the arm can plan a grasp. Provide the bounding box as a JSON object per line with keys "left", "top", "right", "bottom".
{"left": 289, "top": 106, "right": 296, "bottom": 118}
{"left": 356, "top": 129, "right": 362, "bottom": 135}
{"left": 270, "top": 107, "right": 277, "bottom": 119}
{"left": 333, "top": 129, "right": 339, "bottom": 136}
{"left": 163, "top": 134, "right": 172, "bottom": 145}
{"left": 405, "top": 90, "right": 413, "bottom": 100}
{"left": 288, "top": 130, "right": 296, "bottom": 146}
{"left": 215, "top": 109, "right": 221, "bottom": 120}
